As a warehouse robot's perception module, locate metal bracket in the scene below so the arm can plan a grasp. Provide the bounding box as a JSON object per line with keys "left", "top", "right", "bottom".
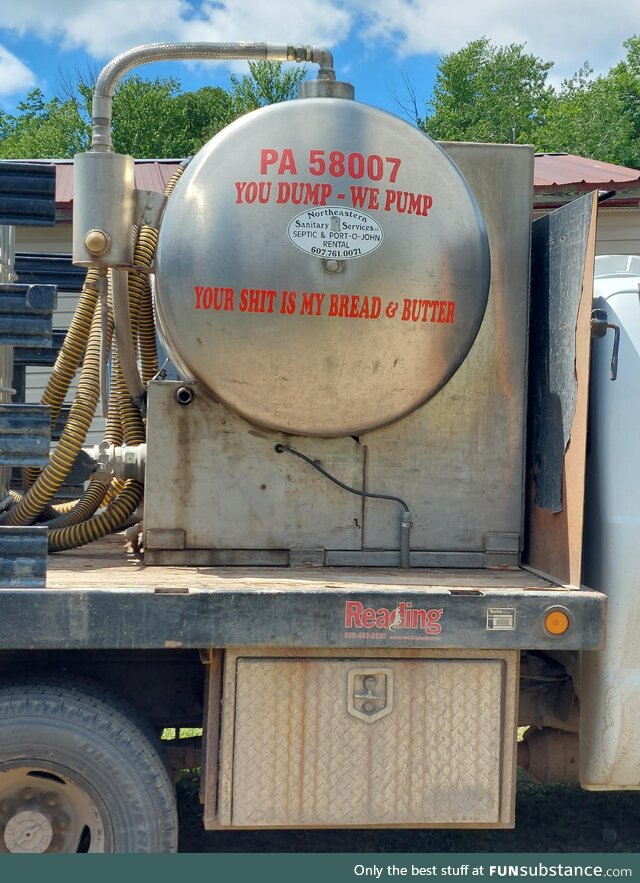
{"left": 134, "top": 190, "right": 167, "bottom": 230}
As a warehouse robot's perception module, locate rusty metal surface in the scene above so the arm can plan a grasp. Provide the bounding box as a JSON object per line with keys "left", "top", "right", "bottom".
{"left": 528, "top": 194, "right": 596, "bottom": 513}
{"left": 534, "top": 153, "right": 640, "bottom": 188}
{"left": 0, "top": 583, "right": 604, "bottom": 651}
{"left": 525, "top": 194, "right": 597, "bottom": 587}
{"left": 215, "top": 648, "right": 518, "bottom": 828}
{"left": 533, "top": 153, "right": 640, "bottom": 207}
{"left": 23, "top": 538, "right": 607, "bottom": 651}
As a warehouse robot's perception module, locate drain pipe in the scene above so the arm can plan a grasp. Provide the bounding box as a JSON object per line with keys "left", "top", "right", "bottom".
{"left": 91, "top": 41, "right": 336, "bottom": 151}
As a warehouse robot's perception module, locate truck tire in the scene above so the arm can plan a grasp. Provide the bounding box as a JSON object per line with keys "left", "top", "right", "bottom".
{"left": 0, "top": 677, "right": 178, "bottom": 853}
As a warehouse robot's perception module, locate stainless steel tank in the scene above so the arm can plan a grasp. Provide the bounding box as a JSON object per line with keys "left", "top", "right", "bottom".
{"left": 154, "top": 97, "right": 490, "bottom": 437}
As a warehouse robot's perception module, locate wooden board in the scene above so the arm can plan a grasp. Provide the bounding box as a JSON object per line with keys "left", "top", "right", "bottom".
{"left": 525, "top": 192, "right": 598, "bottom": 587}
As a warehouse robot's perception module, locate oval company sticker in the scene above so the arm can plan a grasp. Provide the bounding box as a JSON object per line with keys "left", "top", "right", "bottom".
{"left": 287, "top": 206, "right": 384, "bottom": 260}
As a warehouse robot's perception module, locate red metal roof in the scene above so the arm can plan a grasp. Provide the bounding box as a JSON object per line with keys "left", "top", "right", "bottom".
{"left": 22, "top": 153, "right": 640, "bottom": 213}
{"left": 534, "top": 153, "right": 640, "bottom": 189}
{"left": 533, "top": 153, "right": 640, "bottom": 208}
{"left": 53, "top": 159, "right": 182, "bottom": 207}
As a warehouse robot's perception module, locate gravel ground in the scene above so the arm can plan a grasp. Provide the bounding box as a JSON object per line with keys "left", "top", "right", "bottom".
{"left": 176, "top": 773, "right": 640, "bottom": 853}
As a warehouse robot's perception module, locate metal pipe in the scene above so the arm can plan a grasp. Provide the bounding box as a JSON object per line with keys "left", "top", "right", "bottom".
{"left": 98, "top": 269, "right": 110, "bottom": 418}
{"left": 400, "top": 510, "right": 412, "bottom": 569}
{"left": 92, "top": 42, "right": 335, "bottom": 150}
{"left": 110, "top": 268, "right": 146, "bottom": 405}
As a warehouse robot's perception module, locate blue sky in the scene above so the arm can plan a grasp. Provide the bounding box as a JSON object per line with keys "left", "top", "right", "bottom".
{"left": 0, "top": 0, "right": 636, "bottom": 121}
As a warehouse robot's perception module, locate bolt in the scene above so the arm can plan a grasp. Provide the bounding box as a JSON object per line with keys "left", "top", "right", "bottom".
{"left": 363, "top": 676, "right": 376, "bottom": 691}
{"left": 43, "top": 792, "right": 59, "bottom": 808}
{"left": 0, "top": 800, "right": 12, "bottom": 814}
{"left": 364, "top": 701, "right": 375, "bottom": 713}
{"left": 20, "top": 788, "right": 35, "bottom": 802}
{"left": 326, "top": 259, "right": 339, "bottom": 272}
{"left": 84, "top": 228, "right": 110, "bottom": 257}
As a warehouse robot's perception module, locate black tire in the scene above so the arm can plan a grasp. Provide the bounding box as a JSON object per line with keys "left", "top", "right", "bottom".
{"left": 0, "top": 677, "right": 178, "bottom": 853}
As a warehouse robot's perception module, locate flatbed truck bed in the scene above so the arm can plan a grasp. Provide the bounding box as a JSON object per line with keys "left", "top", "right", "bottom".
{"left": 0, "top": 536, "right": 605, "bottom": 651}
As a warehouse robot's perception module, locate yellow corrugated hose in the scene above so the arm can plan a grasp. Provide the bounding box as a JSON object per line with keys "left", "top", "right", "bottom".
{"left": 3, "top": 165, "right": 186, "bottom": 552}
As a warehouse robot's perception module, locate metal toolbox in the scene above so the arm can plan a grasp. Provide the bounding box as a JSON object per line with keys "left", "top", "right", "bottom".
{"left": 205, "top": 647, "right": 519, "bottom": 829}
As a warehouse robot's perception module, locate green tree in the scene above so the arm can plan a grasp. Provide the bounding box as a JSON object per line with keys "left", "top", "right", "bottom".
{"left": 423, "top": 38, "right": 554, "bottom": 144}
{"left": 229, "top": 60, "right": 307, "bottom": 115}
{"left": 604, "top": 36, "right": 640, "bottom": 166}
{"left": 0, "top": 61, "right": 303, "bottom": 159}
{"left": 109, "top": 76, "right": 233, "bottom": 157}
{"left": 537, "top": 63, "right": 639, "bottom": 167}
{"left": 0, "top": 89, "right": 89, "bottom": 158}
{"left": 418, "top": 35, "right": 640, "bottom": 167}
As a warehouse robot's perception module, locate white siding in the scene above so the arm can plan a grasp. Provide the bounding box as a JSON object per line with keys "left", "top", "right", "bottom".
{"left": 595, "top": 207, "right": 640, "bottom": 256}
{"left": 15, "top": 223, "right": 72, "bottom": 254}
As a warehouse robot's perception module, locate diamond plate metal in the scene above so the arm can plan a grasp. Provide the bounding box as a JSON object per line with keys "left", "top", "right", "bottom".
{"left": 217, "top": 649, "right": 517, "bottom": 828}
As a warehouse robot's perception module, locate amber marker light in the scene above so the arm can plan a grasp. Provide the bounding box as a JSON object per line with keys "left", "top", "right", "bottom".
{"left": 544, "top": 607, "right": 571, "bottom": 636}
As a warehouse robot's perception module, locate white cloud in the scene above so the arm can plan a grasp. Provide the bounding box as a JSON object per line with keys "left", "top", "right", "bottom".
{"left": 0, "top": 45, "right": 36, "bottom": 97}
{"left": 181, "top": 0, "right": 352, "bottom": 47}
{"left": 350, "top": 0, "right": 637, "bottom": 80}
{"left": 0, "top": 1, "right": 194, "bottom": 57}
{"left": 0, "top": 0, "right": 636, "bottom": 84}
{"left": 0, "top": 0, "right": 352, "bottom": 61}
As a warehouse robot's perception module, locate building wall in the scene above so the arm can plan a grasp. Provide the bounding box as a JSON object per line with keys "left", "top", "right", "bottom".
{"left": 594, "top": 206, "right": 640, "bottom": 256}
